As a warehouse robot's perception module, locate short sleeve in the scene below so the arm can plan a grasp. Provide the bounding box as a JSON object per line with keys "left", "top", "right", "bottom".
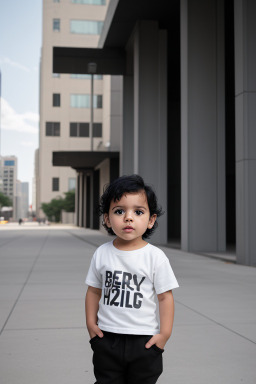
{"left": 154, "top": 258, "right": 179, "bottom": 294}
{"left": 85, "top": 252, "right": 102, "bottom": 289}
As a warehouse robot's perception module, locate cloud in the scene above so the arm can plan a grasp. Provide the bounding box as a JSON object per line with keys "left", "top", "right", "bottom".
{"left": 21, "top": 141, "right": 36, "bottom": 147}
{"left": 0, "top": 57, "right": 30, "bottom": 72}
{"left": 1, "top": 98, "right": 39, "bottom": 134}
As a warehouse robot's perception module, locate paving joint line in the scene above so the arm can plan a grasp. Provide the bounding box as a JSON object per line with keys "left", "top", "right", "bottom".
{"left": 176, "top": 300, "right": 256, "bottom": 345}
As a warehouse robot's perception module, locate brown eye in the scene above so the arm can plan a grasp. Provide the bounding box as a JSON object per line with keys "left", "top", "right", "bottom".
{"left": 114, "top": 209, "right": 124, "bottom": 215}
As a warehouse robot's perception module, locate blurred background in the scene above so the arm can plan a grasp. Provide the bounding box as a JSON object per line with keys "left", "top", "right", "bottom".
{"left": 1, "top": 0, "right": 256, "bottom": 267}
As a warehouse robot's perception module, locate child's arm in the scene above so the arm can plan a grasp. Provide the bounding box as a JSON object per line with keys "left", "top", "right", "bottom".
{"left": 145, "top": 290, "right": 174, "bottom": 350}
{"left": 85, "top": 286, "right": 104, "bottom": 338}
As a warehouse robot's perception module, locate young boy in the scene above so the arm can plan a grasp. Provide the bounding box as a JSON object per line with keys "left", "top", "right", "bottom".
{"left": 85, "top": 175, "right": 179, "bottom": 384}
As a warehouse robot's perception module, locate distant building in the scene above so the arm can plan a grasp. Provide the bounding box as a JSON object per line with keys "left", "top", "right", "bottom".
{"left": 38, "top": 0, "right": 121, "bottom": 226}
{"left": 0, "top": 156, "right": 18, "bottom": 219}
{"left": 33, "top": 149, "right": 39, "bottom": 214}
{"left": 20, "top": 182, "right": 29, "bottom": 219}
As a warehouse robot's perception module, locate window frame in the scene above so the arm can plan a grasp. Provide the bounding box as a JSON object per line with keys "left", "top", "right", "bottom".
{"left": 52, "top": 178, "right": 59, "bottom": 192}
{"left": 46, "top": 122, "right": 60, "bottom": 136}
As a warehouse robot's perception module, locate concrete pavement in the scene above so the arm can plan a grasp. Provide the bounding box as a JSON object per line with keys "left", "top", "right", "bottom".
{"left": 0, "top": 223, "right": 255, "bottom": 383}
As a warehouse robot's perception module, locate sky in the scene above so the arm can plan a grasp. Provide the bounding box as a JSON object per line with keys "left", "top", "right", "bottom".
{"left": 0, "top": 0, "right": 42, "bottom": 204}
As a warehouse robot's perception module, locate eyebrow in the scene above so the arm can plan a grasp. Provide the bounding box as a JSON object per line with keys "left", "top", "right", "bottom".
{"left": 111, "top": 205, "right": 148, "bottom": 211}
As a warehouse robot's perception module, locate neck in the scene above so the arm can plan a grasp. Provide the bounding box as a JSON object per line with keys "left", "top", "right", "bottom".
{"left": 113, "top": 237, "right": 148, "bottom": 251}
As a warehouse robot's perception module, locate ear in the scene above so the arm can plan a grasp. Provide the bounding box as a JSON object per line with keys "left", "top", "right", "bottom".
{"left": 148, "top": 214, "right": 157, "bottom": 229}
{"left": 104, "top": 213, "right": 111, "bottom": 228}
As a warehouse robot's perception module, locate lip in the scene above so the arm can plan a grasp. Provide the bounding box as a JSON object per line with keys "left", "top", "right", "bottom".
{"left": 123, "top": 226, "right": 134, "bottom": 232}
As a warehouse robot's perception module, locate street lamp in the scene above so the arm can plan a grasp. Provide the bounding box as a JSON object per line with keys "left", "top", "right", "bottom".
{"left": 87, "top": 62, "right": 97, "bottom": 151}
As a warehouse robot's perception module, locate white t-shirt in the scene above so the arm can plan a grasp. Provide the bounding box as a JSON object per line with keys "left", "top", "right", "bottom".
{"left": 85, "top": 241, "right": 179, "bottom": 335}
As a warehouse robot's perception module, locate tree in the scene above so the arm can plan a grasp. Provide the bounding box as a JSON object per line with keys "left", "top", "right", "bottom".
{"left": 41, "top": 190, "right": 75, "bottom": 222}
{"left": 63, "top": 190, "right": 75, "bottom": 212}
{"left": 0, "top": 192, "right": 13, "bottom": 208}
{"left": 41, "top": 197, "right": 64, "bottom": 222}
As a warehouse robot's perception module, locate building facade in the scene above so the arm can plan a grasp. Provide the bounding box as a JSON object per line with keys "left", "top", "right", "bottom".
{"left": 53, "top": 0, "right": 256, "bottom": 266}
{"left": 0, "top": 156, "right": 18, "bottom": 219}
{"left": 38, "top": 0, "right": 121, "bottom": 224}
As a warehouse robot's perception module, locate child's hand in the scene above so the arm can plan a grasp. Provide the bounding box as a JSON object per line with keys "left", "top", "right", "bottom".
{"left": 88, "top": 324, "right": 104, "bottom": 339}
{"left": 145, "top": 333, "right": 168, "bottom": 350}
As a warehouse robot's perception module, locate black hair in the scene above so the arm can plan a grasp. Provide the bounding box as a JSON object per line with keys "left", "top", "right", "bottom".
{"left": 99, "top": 174, "right": 163, "bottom": 239}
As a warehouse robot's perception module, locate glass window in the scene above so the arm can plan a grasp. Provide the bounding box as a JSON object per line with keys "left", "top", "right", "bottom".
{"left": 53, "top": 93, "right": 61, "bottom": 107}
{"left": 53, "top": 18, "right": 60, "bottom": 31}
{"left": 46, "top": 122, "right": 60, "bottom": 136}
{"left": 79, "top": 123, "right": 89, "bottom": 137}
{"left": 70, "top": 122, "right": 89, "bottom": 137}
{"left": 71, "top": 0, "right": 106, "bottom": 4}
{"left": 68, "top": 178, "right": 76, "bottom": 191}
{"left": 70, "top": 20, "right": 103, "bottom": 35}
{"left": 94, "top": 94, "right": 102, "bottom": 108}
{"left": 70, "top": 94, "right": 102, "bottom": 108}
{"left": 70, "top": 94, "right": 90, "bottom": 108}
{"left": 93, "top": 123, "right": 102, "bottom": 137}
{"left": 70, "top": 123, "right": 78, "bottom": 137}
{"left": 70, "top": 74, "right": 103, "bottom": 79}
{"left": 4, "top": 160, "right": 15, "bottom": 166}
{"left": 52, "top": 178, "right": 59, "bottom": 191}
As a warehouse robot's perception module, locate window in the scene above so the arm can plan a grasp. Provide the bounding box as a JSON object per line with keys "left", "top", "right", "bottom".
{"left": 94, "top": 94, "right": 102, "bottom": 108}
{"left": 70, "top": 94, "right": 89, "bottom": 108}
{"left": 4, "top": 160, "right": 15, "bottom": 166}
{"left": 52, "top": 178, "right": 59, "bottom": 191}
{"left": 46, "top": 122, "right": 60, "bottom": 136}
{"left": 70, "top": 94, "right": 102, "bottom": 108}
{"left": 71, "top": 0, "right": 106, "bottom": 4}
{"left": 70, "top": 74, "right": 103, "bottom": 79}
{"left": 70, "top": 20, "right": 103, "bottom": 35}
{"left": 70, "top": 122, "right": 89, "bottom": 137}
{"left": 93, "top": 123, "right": 102, "bottom": 137}
{"left": 53, "top": 18, "right": 60, "bottom": 31}
{"left": 53, "top": 93, "right": 61, "bottom": 107}
{"left": 68, "top": 178, "right": 76, "bottom": 191}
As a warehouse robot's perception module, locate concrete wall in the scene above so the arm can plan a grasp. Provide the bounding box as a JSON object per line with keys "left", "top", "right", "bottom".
{"left": 122, "top": 21, "right": 168, "bottom": 244}
{"left": 180, "top": 0, "right": 226, "bottom": 252}
{"left": 234, "top": 0, "right": 256, "bottom": 265}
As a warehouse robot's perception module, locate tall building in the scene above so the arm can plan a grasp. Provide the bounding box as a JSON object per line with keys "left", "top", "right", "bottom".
{"left": 52, "top": 0, "right": 256, "bottom": 266}
{"left": 19, "top": 182, "right": 29, "bottom": 219}
{"left": 38, "top": 0, "right": 121, "bottom": 224}
{"left": 0, "top": 156, "right": 17, "bottom": 219}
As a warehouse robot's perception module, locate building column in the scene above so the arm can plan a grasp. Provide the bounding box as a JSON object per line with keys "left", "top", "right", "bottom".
{"left": 121, "top": 75, "right": 134, "bottom": 175}
{"left": 235, "top": 0, "right": 256, "bottom": 266}
{"left": 180, "top": 0, "right": 226, "bottom": 252}
{"left": 131, "top": 21, "right": 167, "bottom": 244}
{"left": 78, "top": 172, "right": 84, "bottom": 227}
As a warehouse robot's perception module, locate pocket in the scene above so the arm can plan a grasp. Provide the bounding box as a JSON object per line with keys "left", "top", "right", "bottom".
{"left": 144, "top": 336, "right": 164, "bottom": 354}
{"left": 89, "top": 335, "right": 100, "bottom": 344}
{"left": 152, "top": 344, "right": 164, "bottom": 353}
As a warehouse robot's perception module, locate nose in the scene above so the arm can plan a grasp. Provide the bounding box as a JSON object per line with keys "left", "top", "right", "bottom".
{"left": 124, "top": 210, "right": 133, "bottom": 222}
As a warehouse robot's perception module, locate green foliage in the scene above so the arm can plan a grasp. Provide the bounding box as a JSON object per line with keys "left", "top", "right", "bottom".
{"left": 41, "top": 190, "right": 75, "bottom": 222}
{"left": 0, "top": 192, "right": 13, "bottom": 208}
{"left": 63, "top": 190, "right": 75, "bottom": 212}
{"left": 41, "top": 197, "right": 64, "bottom": 222}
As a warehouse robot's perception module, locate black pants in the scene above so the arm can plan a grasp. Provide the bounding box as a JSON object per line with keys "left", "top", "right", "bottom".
{"left": 90, "top": 332, "right": 163, "bottom": 384}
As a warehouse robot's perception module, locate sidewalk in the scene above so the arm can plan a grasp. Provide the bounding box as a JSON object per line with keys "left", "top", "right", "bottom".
{"left": 0, "top": 224, "right": 255, "bottom": 384}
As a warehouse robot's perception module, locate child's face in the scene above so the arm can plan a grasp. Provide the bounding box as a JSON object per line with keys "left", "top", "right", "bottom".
{"left": 104, "top": 191, "right": 156, "bottom": 246}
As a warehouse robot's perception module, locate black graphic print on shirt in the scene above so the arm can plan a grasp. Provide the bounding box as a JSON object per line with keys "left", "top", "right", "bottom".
{"left": 103, "top": 270, "right": 145, "bottom": 309}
